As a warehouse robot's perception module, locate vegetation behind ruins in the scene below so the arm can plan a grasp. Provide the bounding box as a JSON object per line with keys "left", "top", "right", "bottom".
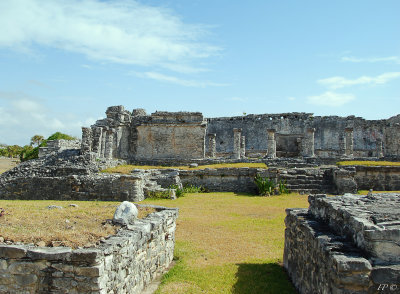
{"left": 0, "top": 132, "right": 76, "bottom": 161}
{"left": 102, "top": 162, "right": 268, "bottom": 174}
{"left": 21, "top": 132, "right": 76, "bottom": 161}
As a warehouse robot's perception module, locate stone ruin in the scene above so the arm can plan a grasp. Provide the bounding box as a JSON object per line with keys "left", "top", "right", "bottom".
{"left": 80, "top": 105, "right": 400, "bottom": 162}
{"left": 284, "top": 193, "right": 400, "bottom": 293}
{"left": 1, "top": 105, "right": 400, "bottom": 292}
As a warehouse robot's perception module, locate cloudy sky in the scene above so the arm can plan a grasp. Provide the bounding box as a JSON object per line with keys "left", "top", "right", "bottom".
{"left": 1, "top": 0, "right": 399, "bottom": 145}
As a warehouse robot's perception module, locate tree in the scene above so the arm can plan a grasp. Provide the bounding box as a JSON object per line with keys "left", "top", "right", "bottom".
{"left": 6, "top": 145, "right": 23, "bottom": 158}
{"left": 30, "top": 135, "right": 44, "bottom": 147}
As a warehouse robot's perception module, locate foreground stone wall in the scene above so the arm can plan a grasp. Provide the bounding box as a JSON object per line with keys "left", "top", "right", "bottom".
{"left": 284, "top": 194, "right": 400, "bottom": 294}
{"left": 0, "top": 205, "right": 178, "bottom": 294}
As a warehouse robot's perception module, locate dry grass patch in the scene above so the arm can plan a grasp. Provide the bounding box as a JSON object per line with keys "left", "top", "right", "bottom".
{"left": 102, "top": 162, "right": 268, "bottom": 174}
{"left": 0, "top": 157, "right": 18, "bottom": 174}
{"left": 0, "top": 200, "right": 155, "bottom": 248}
{"left": 337, "top": 160, "right": 400, "bottom": 167}
{"left": 142, "top": 192, "right": 308, "bottom": 293}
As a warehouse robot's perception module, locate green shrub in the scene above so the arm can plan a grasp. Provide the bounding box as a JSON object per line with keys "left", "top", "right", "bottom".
{"left": 278, "top": 179, "right": 290, "bottom": 194}
{"left": 183, "top": 184, "right": 209, "bottom": 193}
{"left": 170, "top": 184, "right": 185, "bottom": 198}
{"left": 146, "top": 190, "right": 171, "bottom": 199}
{"left": 254, "top": 175, "right": 276, "bottom": 196}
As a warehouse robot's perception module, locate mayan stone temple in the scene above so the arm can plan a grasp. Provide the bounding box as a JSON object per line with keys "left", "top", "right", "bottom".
{"left": 80, "top": 105, "right": 400, "bottom": 162}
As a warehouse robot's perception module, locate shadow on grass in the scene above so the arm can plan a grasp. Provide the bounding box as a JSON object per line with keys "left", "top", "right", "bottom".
{"left": 232, "top": 263, "right": 297, "bottom": 294}
{"left": 233, "top": 192, "right": 260, "bottom": 197}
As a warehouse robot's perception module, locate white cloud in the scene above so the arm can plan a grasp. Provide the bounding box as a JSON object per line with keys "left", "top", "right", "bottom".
{"left": 318, "top": 72, "right": 400, "bottom": 89}
{"left": 0, "top": 0, "right": 219, "bottom": 70}
{"left": 307, "top": 92, "right": 355, "bottom": 107}
{"left": 0, "top": 91, "right": 95, "bottom": 145}
{"left": 341, "top": 56, "right": 400, "bottom": 64}
{"left": 136, "top": 71, "right": 229, "bottom": 87}
{"left": 288, "top": 97, "right": 296, "bottom": 101}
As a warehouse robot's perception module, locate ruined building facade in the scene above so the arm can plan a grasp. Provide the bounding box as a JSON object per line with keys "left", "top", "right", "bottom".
{"left": 81, "top": 106, "right": 400, "bottom": 161}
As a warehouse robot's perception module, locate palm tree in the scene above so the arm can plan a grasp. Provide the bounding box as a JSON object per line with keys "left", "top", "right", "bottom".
{"left": 30, "top": 135, "right": 44, "bottom": 147}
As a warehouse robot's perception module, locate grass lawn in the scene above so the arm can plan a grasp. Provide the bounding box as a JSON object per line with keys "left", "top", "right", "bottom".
{"left": 141, "top": 192, "right": 309, "bottom": 294}
{"left": 102, "top": 162, "right": 268, "bottom": 174}
{"left": 337, "top": 160, "right": 400, "bottom": 167}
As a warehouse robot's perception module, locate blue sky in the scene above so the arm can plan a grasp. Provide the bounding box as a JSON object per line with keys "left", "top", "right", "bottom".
{"left": 0, "top": 0, "right": 399, "bottom": 145}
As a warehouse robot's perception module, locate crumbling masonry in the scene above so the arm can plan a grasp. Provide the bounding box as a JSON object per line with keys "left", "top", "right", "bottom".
{"left": 80, "top": 106, "right": 400, "bottom": 161}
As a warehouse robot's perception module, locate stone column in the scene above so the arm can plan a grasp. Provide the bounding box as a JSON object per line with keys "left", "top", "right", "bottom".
{"left": 376, "top": 138, "right": 384, "bottom": 158}
{"left": 208, "top": 133, "right": 216, "bottom": 158}
{"left": 267, "top": 129, "right": 276, "bottom": 159}
{"left": 345, "top": 128, "right": 354, "bottom": 157}
{"left": 303, "top": 128, "right": 315, "bottom": 157}
{"left": 240, "top": 136, "right": 246, "bottom": 158}
{"left": 339, "top": 136, "right": 346, "bottom": 156}
{"left": 104, "top": 129, "right": 114, "bottom": 159}
{"left": 81, "top": 127, "right": 92, "bottom": 155}
{"left": 233, "top": 128, "right": 242, "bottom": 159}
{"left": 100, "top": 128, "right": 107, "bottom": 158}
{"left": 91, "top": 127, "right": 103, "bottom": 157}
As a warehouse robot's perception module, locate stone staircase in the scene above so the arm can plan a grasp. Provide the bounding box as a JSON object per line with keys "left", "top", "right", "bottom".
{"left": 278, "top": 168, "right": 335, "bottom": 194}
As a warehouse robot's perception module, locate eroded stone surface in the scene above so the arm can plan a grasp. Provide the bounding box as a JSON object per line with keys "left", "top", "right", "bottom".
{"left": 284, "top": 193, "right": 400, "bottom": 294}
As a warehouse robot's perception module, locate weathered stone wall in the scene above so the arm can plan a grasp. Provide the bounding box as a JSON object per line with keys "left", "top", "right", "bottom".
{"left": 83, "top": 106, "right": 400, "bottom": 161}
{"left": 0, "top": 205, "right": 178, "bottom": 294}
{"left": 176, "top": 167, "right": 334, "bottom": 194}
{"left": 354, "top": 166, "right": 400, "bottom": 191}
{"left": 207, "top": 113, "right": 395, "bottom": 158}
{"left": 135, "top": 124, "right": 206, "bottom": 160}
{"left": 284, "top": 194, "right": 400, "bottom": 294}
{"left": 206, "top": 113, "right": 311, "bottom": 156}
{"left": 0, "top": 174, "right": 147, "bottom": 202}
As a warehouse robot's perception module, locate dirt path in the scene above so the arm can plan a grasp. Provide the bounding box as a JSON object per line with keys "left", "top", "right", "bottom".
{"left": 0, "top": 157, "right": 19, "bottom": 174}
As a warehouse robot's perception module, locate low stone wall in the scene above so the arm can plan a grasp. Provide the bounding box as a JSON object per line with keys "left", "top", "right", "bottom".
{"left": 0, "top": 205, "right": 178, "bottom": 294}
{"left": 179, "top": 168, "right": 265, "bottom": 193}
{"left": 178, "top": 167, "right": 334, "bottom": 194}
{"left": 354, "top": 165, "right": 400, "bottom": 191}
{"left": 284, "top": 194, "right": 400, "bottom": 294}
{"left": 0, "top": 174, "right": 147, "bottom": 202}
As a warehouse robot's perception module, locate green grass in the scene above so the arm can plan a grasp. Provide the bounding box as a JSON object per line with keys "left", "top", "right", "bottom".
{"left": 140, "top": 192, "right": 308, "bottom": 294}
{"left": 357, "top": 190, "right": 400, "bottom": 195}
{"left": 337, "top": 160, "right": 400, "bottom": 166}
{"left": 102, "top": 162, "right": 268, "bottom": 174}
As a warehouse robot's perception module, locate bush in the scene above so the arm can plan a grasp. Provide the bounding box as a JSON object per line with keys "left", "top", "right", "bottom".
{"left": 169, "top": 184, "right": 185, "bottom": 198}
{"left": 183, "top": 184, "right": 209, "bottom": 193}
{"left": 254, "top": 175, "right": 276, "bottom": 196}
{"left": 254, "top": 176, "right": 290, "bottom": 196}
{"left": 278, "top": 179, "right": 290, "bottom": 194}
{"left": 146, "top": 190, "right": 171, "bottom": 199}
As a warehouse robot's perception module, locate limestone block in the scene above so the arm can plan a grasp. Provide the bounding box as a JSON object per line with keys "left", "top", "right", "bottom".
{"left": 113, "top": 201, "right": 139, "bottom": 226}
